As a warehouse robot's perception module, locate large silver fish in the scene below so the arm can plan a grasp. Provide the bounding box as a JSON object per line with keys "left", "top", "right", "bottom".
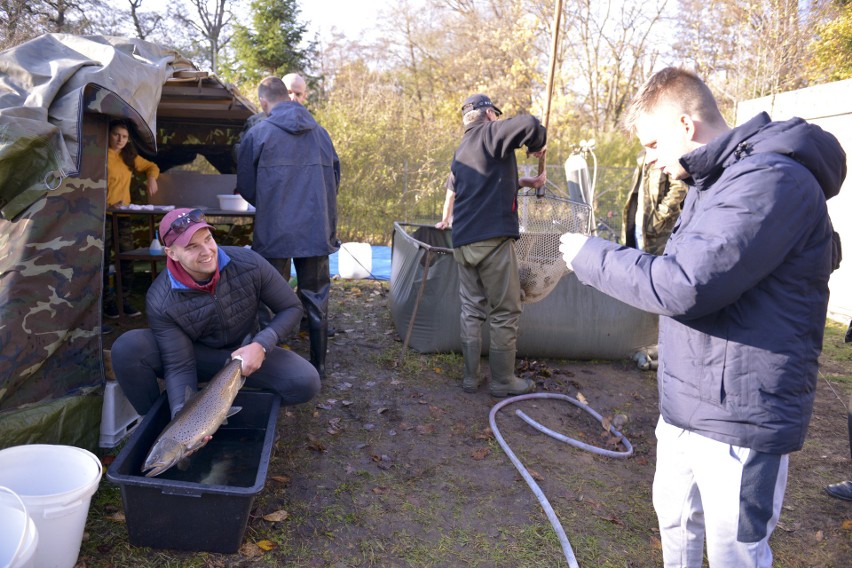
{"left": 142, "top": 357, "right": 246, "bottom": 477}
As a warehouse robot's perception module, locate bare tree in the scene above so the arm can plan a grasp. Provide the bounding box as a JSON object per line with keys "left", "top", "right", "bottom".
{"left": 560, "top": 0, "right": 671, "bottom": 133}
{"left": 674, "top": 0, "right": 834, "bottom": 118}
{"left": 178, "top": 0, "right": 230, "bottom": 73}
{"left": 126, "top": 0, "right": 163, "bottom": 41}
{"left": 1, "top": 0, "right": 111, "bottom": 49}
{"left": 1, "top": 0, "right": 37, "bottom": 49}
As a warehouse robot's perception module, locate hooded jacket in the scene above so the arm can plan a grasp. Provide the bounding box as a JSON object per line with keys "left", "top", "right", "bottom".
{"left": 237, "top": 101, "right": 340, "bottom": 259}
{"left": 571, "top": 112, "right": 846, "bottom": 454}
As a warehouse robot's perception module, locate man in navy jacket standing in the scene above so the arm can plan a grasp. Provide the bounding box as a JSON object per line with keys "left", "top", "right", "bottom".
{"left": 238, "top": 76, "right": 340, "bottom": 379}
{"left": 560, "top": 68, "right": 845, "bottom": 567}
{"left": 436, "top": 94, "right": 546, "bottom": 397}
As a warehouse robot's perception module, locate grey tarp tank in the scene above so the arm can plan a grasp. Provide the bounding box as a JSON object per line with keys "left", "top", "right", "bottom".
{"left": 390, "top": 223, "right": 658, "bottom": 358}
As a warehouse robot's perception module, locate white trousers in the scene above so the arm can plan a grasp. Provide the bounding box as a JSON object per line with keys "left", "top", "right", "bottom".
{"left": 653, "top": 417, "right": 788, "bottom": 568}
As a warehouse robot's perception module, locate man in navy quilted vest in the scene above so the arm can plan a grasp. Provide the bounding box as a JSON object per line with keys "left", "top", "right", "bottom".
{"left": 111, "top": 208, "right": 320, "bottom": 419}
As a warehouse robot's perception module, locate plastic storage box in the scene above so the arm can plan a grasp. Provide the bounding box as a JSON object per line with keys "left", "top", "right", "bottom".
{"left": 106, "top": 390, "right": 280, "bottom": 553}
{"left": 100, "top": 381, "right": 141, "bottom": 448}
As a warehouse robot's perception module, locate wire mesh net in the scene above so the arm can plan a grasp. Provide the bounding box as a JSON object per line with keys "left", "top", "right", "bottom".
{"left": 516, "top": 190, "right": 593, "bottom": 303}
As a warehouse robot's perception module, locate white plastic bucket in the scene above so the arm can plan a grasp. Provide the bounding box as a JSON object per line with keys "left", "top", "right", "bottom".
{"left": 0, "top": 486, "right": 38, "bottom": 568}
{"left": 0, "top": 445, "right": 102, "bottom": 568}
{"left": 338, "top": 242, "right": 372, "bottom": 279}
{"left": 217, "top": 194, "right": 250, "bottom": 211}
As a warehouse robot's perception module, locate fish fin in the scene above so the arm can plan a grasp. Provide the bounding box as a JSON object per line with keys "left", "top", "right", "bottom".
{"left": 183, "top": 386, "right": 199, "bottom": 405}
{"left": 221, "top": 405, "right": 242, "bottom": 425}
{"left": 176, "top": 457, "right": 191, "bottom": 471}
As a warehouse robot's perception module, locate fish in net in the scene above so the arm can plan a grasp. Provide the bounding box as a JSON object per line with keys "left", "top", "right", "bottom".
{"left": 516, "top": 191, "right": 593, "bottom": 303}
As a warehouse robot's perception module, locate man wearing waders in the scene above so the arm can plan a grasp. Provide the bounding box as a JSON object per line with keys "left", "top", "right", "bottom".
{"left": 436, "top": 94, "right": 546, "bottom": 397}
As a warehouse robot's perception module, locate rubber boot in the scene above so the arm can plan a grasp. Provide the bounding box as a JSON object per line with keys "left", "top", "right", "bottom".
{"left": 488, "top": 348, "right": 535, "bottom": 398}
{"left": 302, "top": 287, "right": 329, "bottom": 380}
{"left": 461, "top": 340, "right": 483, "bottom": 393}
{"left": 307, "top": 310, "right": 327, "bottom": 379}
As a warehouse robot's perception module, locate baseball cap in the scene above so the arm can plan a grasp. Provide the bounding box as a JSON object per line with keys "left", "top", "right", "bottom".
{"left": 159, "top": 208, "right": 215, "bottom": 247}
{"left": 461, "top": 94, "right": 502, "bottom": 116}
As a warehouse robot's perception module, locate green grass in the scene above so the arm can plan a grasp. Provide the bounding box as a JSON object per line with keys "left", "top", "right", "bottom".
{"left": 822, "top": 319, "right": 852, "bottom": 368}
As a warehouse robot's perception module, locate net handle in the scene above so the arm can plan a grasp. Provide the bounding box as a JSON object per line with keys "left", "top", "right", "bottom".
{"left": 536, "top": 0, "right": 564, "bottom": 197}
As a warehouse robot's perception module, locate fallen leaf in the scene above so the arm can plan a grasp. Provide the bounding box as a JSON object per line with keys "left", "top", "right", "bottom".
{"left": 416, "top": 423, "right": 435, "bottom": 435}
{"left": 256, "top": 539, "right": 277, "bottom": 551}
{"left": 377, "top": 407, "right": 389, "bottom": 415}
{"left": 528, "top": 469, "right": 544, "bottom": 481}
{"left": 815, "top": 530, "right": 824, "bottom": 542}
{"left": 650, "top": 536, "right": 662, "bottom": 551}
{"left": 428, "top": 405, "right": 444, "bottom": 416}
{"left": 342, "top": 400, "right": 354, "bottom": 406}
{"left": 601, "top": 416, "right": 612, "bottom": 432}
{"left": 106, "top": 511, "right": 125, "bottom": 522}
{"left": 316, "top": 402, "right": 333, "bottom": 411}
{"left": 372, "top": 486, "right": 388, "bottom": 494}
{"left": 577, "top": 392, "right": 589, "bottom": 405}
{"left": 471, "top": 447, "right": 491, "bottom": 460}
{"left": 842, "top": 519, "right": 852, "bottom": 530}
{"left": 600, "top": 514, "right": 624, "bottom": 525}
{"left": 262, "top": 510, "right": 289, "bottom": 522}
{"left": 433, "top": 367, "right": 442, "bottom": 374}
{"left": 239, "top": 542, "right": 264, "bottom": 558}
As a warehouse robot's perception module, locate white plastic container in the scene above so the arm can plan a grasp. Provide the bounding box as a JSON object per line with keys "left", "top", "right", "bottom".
{"left": 338, "top": 242, "right": 372, "bottom": 279}
{"left": 217, "top": 194, "right": 250, "bottom": 211}
{"left": 0, "top": 445, "right": 102, "bottom": 568}
{"left": 149, "top": 230, "right": 164, "bottom": 255}
{"left": 99, "top": 381, "right": 141, "bottom": 448}
{"left": 0, "top": 486, "right": 38, "bottom": 568}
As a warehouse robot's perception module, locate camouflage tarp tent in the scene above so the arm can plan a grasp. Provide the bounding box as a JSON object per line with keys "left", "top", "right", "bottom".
{"left": 0, "top": 34, "right": 254, "bottom": 450}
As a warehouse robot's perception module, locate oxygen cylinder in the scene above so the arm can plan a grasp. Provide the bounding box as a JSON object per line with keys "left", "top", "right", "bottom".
{"left": 564, "top": 154, "right": 593, "bottom": 205}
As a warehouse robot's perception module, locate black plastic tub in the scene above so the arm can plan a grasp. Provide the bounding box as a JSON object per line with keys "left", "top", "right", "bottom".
{"left": 106, "top": 389, "right": 280, "bottom": 553}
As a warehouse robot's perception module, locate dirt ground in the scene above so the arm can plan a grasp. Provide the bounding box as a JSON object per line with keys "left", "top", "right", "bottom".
{"left": 83, "top": 278, "right": 851, "bottom": 567}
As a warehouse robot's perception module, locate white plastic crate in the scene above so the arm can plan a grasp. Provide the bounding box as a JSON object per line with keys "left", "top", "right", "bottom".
{"left": 100, "top": 381, "right": 141, "bottom": 448}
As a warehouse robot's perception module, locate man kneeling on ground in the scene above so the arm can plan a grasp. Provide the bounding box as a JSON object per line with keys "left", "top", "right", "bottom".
{"left": 111, "top": 207, "right": 320, "bottom": 419}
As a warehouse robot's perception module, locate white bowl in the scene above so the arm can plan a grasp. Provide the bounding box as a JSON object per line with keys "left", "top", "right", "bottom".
{"left": 217, "top": 194, "right": 249, "bottom": 211}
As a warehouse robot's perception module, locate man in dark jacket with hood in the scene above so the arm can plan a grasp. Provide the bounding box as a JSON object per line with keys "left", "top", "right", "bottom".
{"left": 560, "top": 68, "right": 845, "bottom": 567}
{"left": 111, "top": 208, "right": 321, "bottom": 419}
{"left": 237, "top": 76, "right": 340, "bottom": 379}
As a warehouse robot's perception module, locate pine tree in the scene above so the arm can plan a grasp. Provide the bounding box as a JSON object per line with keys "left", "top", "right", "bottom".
{"left": 229, "top": 0, "right": 314, "bottom": 83}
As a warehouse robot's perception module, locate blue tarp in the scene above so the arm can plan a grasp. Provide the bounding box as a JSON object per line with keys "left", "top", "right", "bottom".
{"left": 291, "top": 245, "right": 391, "bottom": 280}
